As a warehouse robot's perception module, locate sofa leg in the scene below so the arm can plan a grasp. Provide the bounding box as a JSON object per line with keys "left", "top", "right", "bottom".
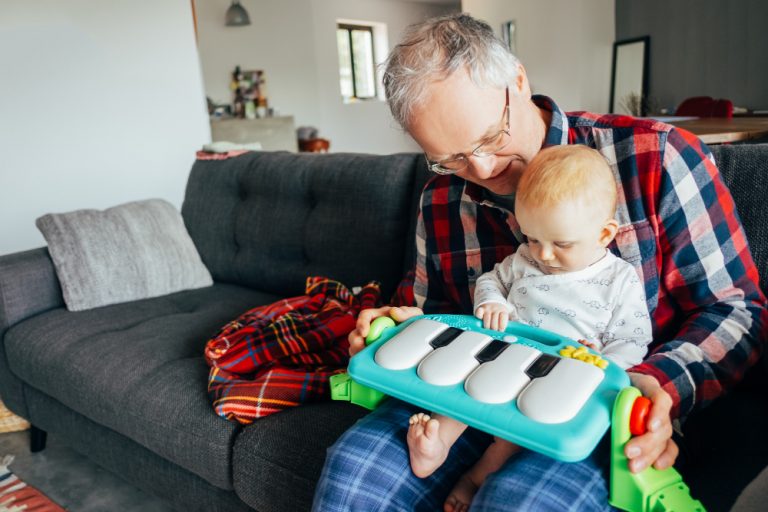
{"left": 30, "top": 425, "right": 47, "bottom": 453}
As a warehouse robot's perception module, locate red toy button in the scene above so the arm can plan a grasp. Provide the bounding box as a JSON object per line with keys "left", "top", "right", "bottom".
{"left": 629, "top": 396, "right": 651, "bottom": 436}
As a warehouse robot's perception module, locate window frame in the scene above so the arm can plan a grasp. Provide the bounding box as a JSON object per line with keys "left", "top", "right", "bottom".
{"left": 337, "top": 22, "right": 378, "bottom": 101}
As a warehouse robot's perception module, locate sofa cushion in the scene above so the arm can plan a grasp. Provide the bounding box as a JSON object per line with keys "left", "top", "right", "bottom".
{"left": 3, "top": 283, "right": 281, "bottom": 489}
{"left": 232, "top": 401, "right": 368, "bottom": 512}
{"left": 36, "top": 199, "right": 213, "bottom": 311}
{"left": 182, "top": 152, "right": 421, "bottom": 301}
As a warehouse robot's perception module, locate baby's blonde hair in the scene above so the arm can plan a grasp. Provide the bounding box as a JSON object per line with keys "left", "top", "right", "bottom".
{"left": 516, "top": 145, "right": 617, "bottom": 219}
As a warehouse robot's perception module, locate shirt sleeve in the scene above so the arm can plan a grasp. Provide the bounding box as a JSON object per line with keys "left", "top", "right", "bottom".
{"left": 473, "top": 256, "right": 516, "bottom": 315}
{"left": 601, "top": 263, "right": 653, "bottom": 370}
{"left": 629, "top": 128, "right": 768, "bottom": 420}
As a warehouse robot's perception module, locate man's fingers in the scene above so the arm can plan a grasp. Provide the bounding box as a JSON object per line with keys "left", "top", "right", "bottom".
{"left": 356, "top": 306, "right": 392, "bottom": 337}
{"left": 627, "top": 432, "right": 677, "bottom": 473}
{"left": 653, "top": 439, "right": 679, "bottom": 470}
{"left": 390, "top": 306, "right": 423, "bottom": 322}
{"left": 350, "top": 306, "right": 422, "bottom": 356}
{"left": 348, "top": 330, "right": 366, "bottom": 356}
{"left": 625, "top": 416, "right": 674, "bottom": 473}
{"left": 647, "top": 389, "right": 673, "bottom": 432}
{"left": 622, "top": 373, "right": 677, "bottom": 473}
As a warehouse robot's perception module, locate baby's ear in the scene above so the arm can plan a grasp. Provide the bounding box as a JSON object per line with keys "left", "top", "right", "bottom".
{"left": 600, "top": 219, "right": 619, "bottom": 246}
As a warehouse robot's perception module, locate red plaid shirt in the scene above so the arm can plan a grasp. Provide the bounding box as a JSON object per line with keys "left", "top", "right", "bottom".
{"left": 393, "top": 96, "right": 768, "bottom": 420}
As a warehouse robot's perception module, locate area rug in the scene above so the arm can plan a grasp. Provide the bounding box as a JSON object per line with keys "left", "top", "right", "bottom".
{"left": 0, "top": 400, "right": 29, "bottom": 434}
{"left": 0, "top": 456, "right": 66, "bottom": 512}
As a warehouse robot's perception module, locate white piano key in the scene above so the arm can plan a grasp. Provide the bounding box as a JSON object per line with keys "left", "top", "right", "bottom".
{"left": 465, "top": 344, "right": 541, "bottom": 404}
{"left": 517, "top": 357, "right": 605, "bottom": 424}
{"left": 417, "top": 331, "right": 491, "bottom": 386}
{"left": 374, "top": 319, "right": 448, "bottom": 370}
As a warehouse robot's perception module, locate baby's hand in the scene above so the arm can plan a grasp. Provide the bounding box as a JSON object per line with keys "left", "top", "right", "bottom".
{"left": 577, "top": 339, "right": 599, "bottom": 351}
{"left": 475, "top": 303, "right": 511, "bottom": 332}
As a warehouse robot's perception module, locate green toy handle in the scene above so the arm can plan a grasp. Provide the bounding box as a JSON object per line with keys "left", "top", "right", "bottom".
{"left": 609, "top": 387, "right": 705, "bottom": 512}
{"left": 366, "top": 316, "right": 396, "bottom": 345}
{"left": 329, "top": 315, "right": 397, "bottom": 410}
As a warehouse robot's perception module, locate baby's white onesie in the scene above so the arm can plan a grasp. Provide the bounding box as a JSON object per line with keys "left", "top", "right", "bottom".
{"left": 473, "top": 244, "right": 652, "bottom": 369}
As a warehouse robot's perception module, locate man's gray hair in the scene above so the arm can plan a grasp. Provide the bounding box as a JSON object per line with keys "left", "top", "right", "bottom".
{"left": 383, "top": 13, "right": 520, "bottom": 128}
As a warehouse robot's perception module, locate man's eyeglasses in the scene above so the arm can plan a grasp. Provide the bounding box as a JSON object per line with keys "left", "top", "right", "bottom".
{"left": 425, "top": 87, "right": 511, "bottom": 175}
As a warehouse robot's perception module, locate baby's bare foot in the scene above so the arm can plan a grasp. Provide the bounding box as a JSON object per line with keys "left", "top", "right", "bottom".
{"left": 407, "top": 413, "right": 449, "bottom": 478}
{"left": 443, "top": 473, "right": 480, "bottom": 512}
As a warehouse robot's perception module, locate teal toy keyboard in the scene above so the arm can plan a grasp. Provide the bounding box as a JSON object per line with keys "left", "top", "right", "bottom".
{"left": 348, "top": 314, "right": 630, "bottom": 462}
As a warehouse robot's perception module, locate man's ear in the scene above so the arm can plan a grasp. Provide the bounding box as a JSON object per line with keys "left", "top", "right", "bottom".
{"left": 515, "top": 64, "right": 531, "bottom": 97}
{"left": 600, "top": 219, "right": 619, "bottom": 246}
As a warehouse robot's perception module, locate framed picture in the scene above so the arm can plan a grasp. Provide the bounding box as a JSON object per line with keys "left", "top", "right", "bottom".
{"left": 609, "top": 36, "right": 650, "bottom": 116}
{"left": 502, "top": 20, "right": 517, "bottom": 55}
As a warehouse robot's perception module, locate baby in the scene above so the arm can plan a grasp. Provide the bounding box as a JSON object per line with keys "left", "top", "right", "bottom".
{"left": 406, "top": 144, "right": 653, "bottom": 512}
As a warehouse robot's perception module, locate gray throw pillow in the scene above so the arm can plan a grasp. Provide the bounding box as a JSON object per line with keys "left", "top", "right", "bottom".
{"left": 36, "top": 199, "right": 213, "bottom": 311}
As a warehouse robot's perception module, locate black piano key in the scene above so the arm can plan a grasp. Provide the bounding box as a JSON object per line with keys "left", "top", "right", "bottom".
{"left": 475, "top": 339, "right": 510, "bottom": 363}
{"left": 525, "top": 353, "right": 560, "bottom": 379}
{"left": 429, "top": 327, "right": 464, "bottom": 349}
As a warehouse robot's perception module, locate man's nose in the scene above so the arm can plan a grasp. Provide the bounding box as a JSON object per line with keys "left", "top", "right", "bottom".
{"left": 466, "top": 155, "right": 496, "bottom": 178}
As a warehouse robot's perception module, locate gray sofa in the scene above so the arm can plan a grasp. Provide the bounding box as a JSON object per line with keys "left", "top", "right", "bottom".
{"left": 0, "top": 145, "right": 765, "bottom": 512}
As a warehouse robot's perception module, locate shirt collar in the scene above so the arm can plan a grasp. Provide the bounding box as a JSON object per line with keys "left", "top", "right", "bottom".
{"left": 464, "top": 95, "right": 569, "bottom": 208}
{"left": 535, "top": 95, "right": 569, "bottom": 147}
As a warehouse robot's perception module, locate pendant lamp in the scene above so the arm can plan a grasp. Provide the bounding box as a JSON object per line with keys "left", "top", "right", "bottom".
{"left": 225, "top": 1, "right": 251, "bottom": 27}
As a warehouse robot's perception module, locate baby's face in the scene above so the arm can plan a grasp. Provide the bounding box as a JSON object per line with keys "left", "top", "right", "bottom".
{"left": 516, "top": 198, "right": 616, "bottom": 274}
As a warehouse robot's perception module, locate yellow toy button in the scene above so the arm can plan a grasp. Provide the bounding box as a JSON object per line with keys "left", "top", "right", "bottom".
{"left": 559, "top": 344, "right": 608, "bottom": 370}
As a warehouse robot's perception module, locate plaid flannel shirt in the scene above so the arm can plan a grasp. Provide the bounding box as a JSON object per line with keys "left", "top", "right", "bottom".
{"left": 393, "top": 95, "right": 768, "bottom": 420}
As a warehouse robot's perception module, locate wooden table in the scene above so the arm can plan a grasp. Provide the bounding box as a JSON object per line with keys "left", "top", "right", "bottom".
{"left": 664, "top": 117, "right": 768, "bottom": 144}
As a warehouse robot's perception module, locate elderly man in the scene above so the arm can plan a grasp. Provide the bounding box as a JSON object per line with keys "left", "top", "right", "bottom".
{"left": 312, "top": 14, "right": 766, "bottom": 512}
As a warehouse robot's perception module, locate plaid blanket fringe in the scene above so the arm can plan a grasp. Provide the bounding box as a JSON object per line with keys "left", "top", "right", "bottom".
{"left": 205, "top": 276, "right": 382, "bottom": 424}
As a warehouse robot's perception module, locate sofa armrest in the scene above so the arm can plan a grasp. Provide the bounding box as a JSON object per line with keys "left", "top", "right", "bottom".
{"left": 0, "top": 248, "right": 64, "bottom": 334}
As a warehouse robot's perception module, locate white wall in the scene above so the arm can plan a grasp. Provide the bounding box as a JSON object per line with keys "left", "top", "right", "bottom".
{"left": 463, "top": 0, "right": 615, "bottom": 113}
{"left": 308, "top": 0, "right": 459, "bottom": 153}
{"left": 195, "top": 0, "right": 323, "bottom": 129}
{"left": 0, "top": 0, "right": 210, "bottom": 255}
{"left": 195, "top": 0, "right": 459, "bottom": 154}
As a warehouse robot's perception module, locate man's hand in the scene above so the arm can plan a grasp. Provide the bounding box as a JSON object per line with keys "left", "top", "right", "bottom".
{"left": 625, "top": 372, "right": 679, "bottom": 473}
{"left": 348, "top": 306, "right": 424, "bottom": 356}
{"left": 475, "top": 303, "right": 511, "bottom": 331}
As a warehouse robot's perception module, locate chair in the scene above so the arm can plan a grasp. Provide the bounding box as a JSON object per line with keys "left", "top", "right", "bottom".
{"left": 675, "top": 96, "right": 734, "bottom": 118}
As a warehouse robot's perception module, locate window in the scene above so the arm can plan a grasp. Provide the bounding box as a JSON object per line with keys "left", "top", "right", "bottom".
{"left": 336, "top": 23, "right": 378, "bottom": 101}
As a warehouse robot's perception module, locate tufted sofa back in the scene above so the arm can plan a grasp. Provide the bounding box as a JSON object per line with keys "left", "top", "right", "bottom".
{"left": 181, "top": 145, "right": 768, "bottom": 304}
{"left": 710, "top": 143, "right": 768, "bottom": 296}
{"left": 182, "top": 151, "right": 426, "bottom": 300}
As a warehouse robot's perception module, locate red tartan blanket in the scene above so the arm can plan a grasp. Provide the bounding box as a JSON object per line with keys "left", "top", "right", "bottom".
{"left": 204, "top": 277, "right": 382, "bottom": 424}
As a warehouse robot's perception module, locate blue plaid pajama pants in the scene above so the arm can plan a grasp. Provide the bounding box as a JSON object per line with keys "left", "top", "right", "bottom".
{"left": 312, "top": 398, "right": 616, "bottom": 511}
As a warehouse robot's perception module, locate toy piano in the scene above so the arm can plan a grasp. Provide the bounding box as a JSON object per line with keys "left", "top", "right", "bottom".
{"left": 347, "top": 314, "right": 630, "bottom": 462}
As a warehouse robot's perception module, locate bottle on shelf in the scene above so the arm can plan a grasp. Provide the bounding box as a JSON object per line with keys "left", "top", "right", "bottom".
{"left": 256, "top": 97, "right": 268, "bottom": 118}
{"left": 233, "top": 89, "right": 246, "bottom": 119}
